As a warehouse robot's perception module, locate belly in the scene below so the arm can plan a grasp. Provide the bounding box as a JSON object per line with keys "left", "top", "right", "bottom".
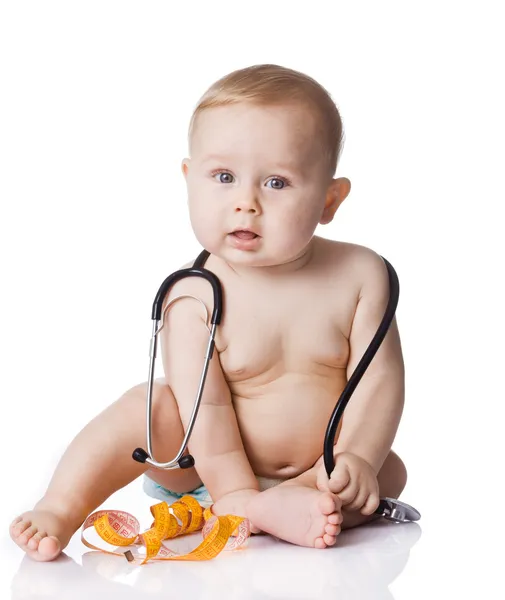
{"left": 232, "top": 374, "right": 346, "bottom": 479}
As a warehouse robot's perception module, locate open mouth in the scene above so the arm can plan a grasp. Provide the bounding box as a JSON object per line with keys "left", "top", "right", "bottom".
{"left": 231, "top": 231, "right": 259, "bottom": 240}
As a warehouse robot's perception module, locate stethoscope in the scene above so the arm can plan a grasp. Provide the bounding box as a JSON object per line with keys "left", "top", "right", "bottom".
{"left": 133, "top": 248, "right": 421, "bottom": 524}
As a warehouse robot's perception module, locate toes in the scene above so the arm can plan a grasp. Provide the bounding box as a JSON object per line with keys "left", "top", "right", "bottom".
{"left": 27, "top": 531, "right": 47, "bottom": 550}
{"left": 314, "top": 537, "right": 327, "bottom": 549}
{"left": 11, "top": 519, "right": 31, "bottom": 538}
{"left": 19, "top": 525, "right": 38, "bottom": 545}
{"left": 318, "top": 493, "right": 337, "bottom": 516}
{"left": 327, "top": 512, "right": 343, "bottom": 525}
{"left": 36, "top": 536, "right": 61, "bottom": 561}
{"left": 9, "top": 512, "right": 64, "bottom": 561}
{"left": 324, "top": 523, "right": 339, "bottom": 536}
{"left": 314, "top": 532, "right": 338, "bottom": 548}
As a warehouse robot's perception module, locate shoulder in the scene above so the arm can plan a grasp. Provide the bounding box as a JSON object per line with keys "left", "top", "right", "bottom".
{"left": 320, "top": 236, "right": 389, "bottom": 274}
{"left": 158, "top": 255, "right": 217, "bottom": 326}
{"left": 318, "top": 237, "right": 392, "bottom": 301}
{"left": 346, "top": 242, "right": 390, "bottom": 291}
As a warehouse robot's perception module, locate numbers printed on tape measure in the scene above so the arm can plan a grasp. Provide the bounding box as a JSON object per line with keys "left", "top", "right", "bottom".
{"left": 81, "top": 496, "right": 251, "bottom": 564}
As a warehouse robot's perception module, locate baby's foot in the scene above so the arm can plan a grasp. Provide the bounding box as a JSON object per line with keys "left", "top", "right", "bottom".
{"left": 10, "top": 509, "right": 74, "bottom": 561}
{"left": 211, "top": 488, "right": 262, "bottom": 534}
{"left": 246, "top": 485, "right": 343, "bottom": 548}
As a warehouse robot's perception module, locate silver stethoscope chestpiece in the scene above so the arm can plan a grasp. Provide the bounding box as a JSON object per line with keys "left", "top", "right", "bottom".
{"left": 379, "top": 498, "right": 421, "bottom": 523}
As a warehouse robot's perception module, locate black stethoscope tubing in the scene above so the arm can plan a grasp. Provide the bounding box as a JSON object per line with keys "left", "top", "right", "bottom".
{"left": 134, "top": 248, "right": 421, "bottom": 522}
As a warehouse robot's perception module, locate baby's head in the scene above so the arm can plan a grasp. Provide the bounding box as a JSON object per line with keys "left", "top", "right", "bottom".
{"left": 182, "top": 64, "right": 351, "bottom": 271}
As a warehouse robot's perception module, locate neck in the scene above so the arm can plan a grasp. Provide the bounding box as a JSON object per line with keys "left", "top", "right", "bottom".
{"left": 223, "top": 237, "right": 317, "bottom": 281}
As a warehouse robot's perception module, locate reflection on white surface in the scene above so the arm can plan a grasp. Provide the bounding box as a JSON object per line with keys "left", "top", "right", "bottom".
{"left": 9, "top": 520, "right": 421, "bottom": 600}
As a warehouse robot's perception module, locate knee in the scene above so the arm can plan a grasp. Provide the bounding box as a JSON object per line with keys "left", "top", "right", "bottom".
{"left": 123, "top": 379, "right": 177, "bottom": 422}
{"left": 392, "top": 451, "right": 408, "bottom": 496}
{"left": 125, "top": 379, "right": 186, "bottom": 454}
{"left": 149, "top": 380, "right": 178, "bottom": 422}
{"left": 380, "top": 451, "right": 408, "bottom": 498}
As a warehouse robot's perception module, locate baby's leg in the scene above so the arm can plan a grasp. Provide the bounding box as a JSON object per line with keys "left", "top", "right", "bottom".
{"left": 246, "top": 468, "right": 343, "bottom": 549}
{"left": 10, "top": 379, "right": 200, "bottom": 561}
{"left": 246, "top": 451, "right": 407, "bottom": 549}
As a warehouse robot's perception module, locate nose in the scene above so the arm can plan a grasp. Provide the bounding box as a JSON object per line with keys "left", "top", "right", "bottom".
{"left": 234, "top": 188, "right": 261, "bottom": 214}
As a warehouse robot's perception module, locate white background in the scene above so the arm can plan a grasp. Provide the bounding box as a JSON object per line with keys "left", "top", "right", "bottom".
{"left": 1, "top": 1, "right": 504, "bottom": 598}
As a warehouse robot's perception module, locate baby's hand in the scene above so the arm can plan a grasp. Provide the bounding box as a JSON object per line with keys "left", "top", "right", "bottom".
{"left": 317, "top": 452, "right": 380, "bottom": 515}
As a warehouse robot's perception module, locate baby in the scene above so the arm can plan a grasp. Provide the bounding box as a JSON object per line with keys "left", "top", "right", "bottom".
{"left": 10, "top": 64, "right": 408, "bottom": 561}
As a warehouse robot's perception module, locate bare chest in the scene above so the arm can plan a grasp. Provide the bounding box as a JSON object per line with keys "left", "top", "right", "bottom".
{"left": 215, "top": 281, "right": 352, "bottom": 387}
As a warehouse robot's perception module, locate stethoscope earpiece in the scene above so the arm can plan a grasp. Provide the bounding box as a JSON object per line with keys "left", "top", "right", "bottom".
{"left": 132, "top": 448, "right": 194, "bottom": 469}
{"left": 178, "top": 455, "right": 196, "bottom": 469}
{"left": 132, "top": 448, "right": 149, "bottom": 463}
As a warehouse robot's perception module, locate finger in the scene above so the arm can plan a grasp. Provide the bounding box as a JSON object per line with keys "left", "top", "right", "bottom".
{"left": 347, "top": 486, "right": 370, "bottom": 512}
{"left": 329, "top": 464, "right": 351, "bottom": 494}
{"left": 337, "top": 480, "right": 359, "bottom": 506}
{"left": 361, "top": 493, "right": 380, "bottom": 515}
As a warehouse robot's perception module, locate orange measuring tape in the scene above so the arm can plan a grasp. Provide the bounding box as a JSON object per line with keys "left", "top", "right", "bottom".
{"left": 81, "top": 495, "right": 250, "bottom": 564}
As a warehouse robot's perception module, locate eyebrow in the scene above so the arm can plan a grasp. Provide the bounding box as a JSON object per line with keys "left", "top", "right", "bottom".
{"left": 200, "top": 155, "right": 231, "bottom": 165}
{"left": 200, "top": 155, "right": 303, "bottom": 172}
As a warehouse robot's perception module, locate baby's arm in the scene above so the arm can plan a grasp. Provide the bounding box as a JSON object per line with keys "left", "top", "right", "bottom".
{"left": 334, "top": 249, "right": 405, "bottom": 474}
{"left": 159, "top": 270, "right": 259, "bottom": 502}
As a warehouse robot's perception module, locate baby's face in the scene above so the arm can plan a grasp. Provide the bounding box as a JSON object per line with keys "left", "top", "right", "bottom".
{"left": 182, "top": 102, "right": 334, "bottom": 268}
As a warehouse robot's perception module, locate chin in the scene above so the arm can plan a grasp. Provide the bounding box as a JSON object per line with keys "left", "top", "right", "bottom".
{"left": 228, "top": 252, "right": 289, "bottom": 269}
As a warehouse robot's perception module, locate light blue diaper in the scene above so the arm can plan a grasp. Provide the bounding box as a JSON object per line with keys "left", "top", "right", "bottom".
{"left": 143, "top": 475, "right": 213, "bottom": 507}
{"left": 143, "top": 474, "right": 285, "bottom": 509}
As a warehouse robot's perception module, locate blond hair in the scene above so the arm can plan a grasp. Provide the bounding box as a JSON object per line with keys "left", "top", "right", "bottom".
{"left": 188, "top": 64, "right": 345, "bottom": 177}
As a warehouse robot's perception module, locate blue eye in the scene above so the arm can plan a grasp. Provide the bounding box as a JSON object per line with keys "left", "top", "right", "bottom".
{"left": 213, "top": 172, "right": 234, "bottom": 183}
{"left": 211, "top": 171, "right": 290, "bottom": 188}
{"left": 267, "top": 178, "right": 286, "bottom": 190}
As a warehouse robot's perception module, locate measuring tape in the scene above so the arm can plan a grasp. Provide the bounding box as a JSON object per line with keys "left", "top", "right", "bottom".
{"left": 81, "top": 495, "right": 250, "bottom": 564}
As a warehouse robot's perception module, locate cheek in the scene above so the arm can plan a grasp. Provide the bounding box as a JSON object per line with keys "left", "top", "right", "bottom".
{"left": 187, "top": 196, "right": 224, "bottom": 250}
{"left": 274, "top": 202, "right": 320, "bottom": 236}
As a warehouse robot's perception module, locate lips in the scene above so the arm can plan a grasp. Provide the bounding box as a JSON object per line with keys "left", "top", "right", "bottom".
{"left": 228, "top": 229, "right": 261, "bottom": 250}
{"left": 232, "top": 230, "right": 258, "bottom": 240}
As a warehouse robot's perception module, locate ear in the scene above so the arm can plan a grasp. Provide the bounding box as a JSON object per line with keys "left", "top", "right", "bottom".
{"left": 181, "top": 158, "right": 191, "bottom": 178}
{"left": 320, "top": 177, "right": 351, "bottom": 225}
